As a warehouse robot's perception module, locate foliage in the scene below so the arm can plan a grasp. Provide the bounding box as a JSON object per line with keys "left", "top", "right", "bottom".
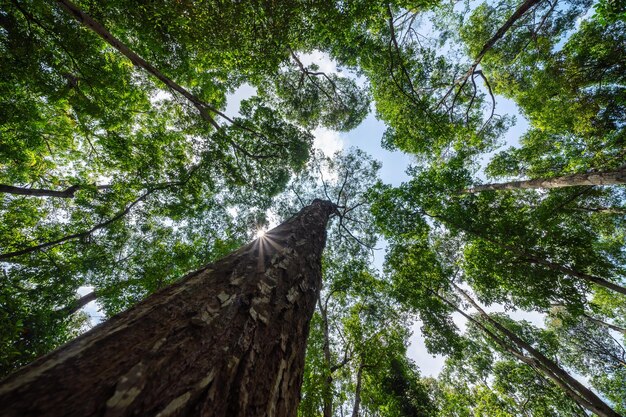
{"left": 1, "top": 0, "right": 625, "bottom": 414}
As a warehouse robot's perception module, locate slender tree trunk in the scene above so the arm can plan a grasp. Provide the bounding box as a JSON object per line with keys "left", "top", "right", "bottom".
{"left": 468, "top": 0, "right": 541, "bottom": 72}
{"left": 519, "top": 251, "right": 626, "bottom": 296}
{"left": 63, "top": 290, "right": 97, "bottom": 316}
{"left": 351, "top": 360, "right": 364, "bottom": 417}
{"left": 463, "top": 169, "right": 626, "bottom": 193}
{"left": 0, "top": 189, "right": 156, "bottom": 261}
{"left": 54, "top": 0, "right": 220, "bottom": 128}
{"left": 583, "top": 313, "right": 626, "bottom": 336}
{"left": 319, "top": 302, "right": 334, "bottom": 417}
{"left": 567, "top": 207, "right": 626, "bottom": 215}
{"left": 451, "top": 284, "right": 621, "bottom": 417}
{"left": 444, "top": 219, "right": 626, "bottom": 296}
{"left": 436, "top": 0, "right": 542, "bottom": 108}
{"left": 0, "top": 199, "right": 337, "bottom": 417}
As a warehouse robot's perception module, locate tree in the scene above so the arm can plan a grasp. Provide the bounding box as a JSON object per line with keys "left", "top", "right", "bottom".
{"left": 2, "top": 0, "right": 626, "bottom": 412}
{"left": 547, "top": 307, "right": 626, "bottom": 414}
{"left": 0, "top": 199, "right": 336, "bottom": 417}
{"left": 0, "top": 0, "right": 375, "bottom": 372}
{"left": 463, "top": 167, "right": 626, "bottom": 193}
{"left": 380, "top": 233, "right": 621, "bottom": 416}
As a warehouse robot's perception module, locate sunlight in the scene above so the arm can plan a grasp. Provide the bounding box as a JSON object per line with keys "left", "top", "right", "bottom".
{"left": 255, "top": 228, "right": 266, "bottom": 239}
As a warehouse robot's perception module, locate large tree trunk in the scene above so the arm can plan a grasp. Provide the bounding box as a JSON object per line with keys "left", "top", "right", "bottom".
{"left": 0, "top": 199, "right": 337, "bottom": 417}
{"left": 463, "top": 169, "right": 626, "bottom": 193}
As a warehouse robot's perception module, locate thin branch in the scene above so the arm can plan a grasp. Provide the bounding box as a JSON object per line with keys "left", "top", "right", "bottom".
{"left": 436, "top": 0, "right": 542, "bottom": 110}
{"left": 475, "top": 70, "right": 496, "bottom": 129}
{"left": 0, "top": 190, "right": 156, "bottom": 261}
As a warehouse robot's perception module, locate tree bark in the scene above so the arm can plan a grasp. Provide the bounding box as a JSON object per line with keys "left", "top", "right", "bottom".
{"left": 463, "top": 169, "right": 626, "bottom": 193}
{"left": 0, "top": 184, "right": 81, "bottom": 198}
{"left": 0, "top": 199, "right": 337, "bottom": 417}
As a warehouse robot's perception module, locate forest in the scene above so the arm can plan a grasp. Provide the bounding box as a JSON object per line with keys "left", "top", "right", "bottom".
{"left": 0, "top": 0, "right": 625, "bottom": 415}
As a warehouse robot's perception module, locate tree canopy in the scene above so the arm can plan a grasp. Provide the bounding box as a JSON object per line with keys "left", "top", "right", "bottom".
{"left": 1, "top": 0, "right": 624, "bottom": 415}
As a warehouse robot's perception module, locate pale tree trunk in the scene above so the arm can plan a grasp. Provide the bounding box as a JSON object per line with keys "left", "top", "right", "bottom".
{"left": 463, "top": 169, "right": 626, "bottom": 193}
{"left": 0, "top": 199, "right": 337, "bottom": 417}
{"left": 449, "top": 284, "right": 621, "bottom": 417}
{"left": 583, "top": 313, "right": 626, "bottom": 336}
{"left": 351, "top": 360, "right": 364, "bottom": 417}
{"left": 318, "top": 301, "right": 334, "bottom": 417}
{"left": 63, "top": 291, "right": 98, "bottom": 316}
{"left": 449, "top": 222, "right": 626, "bottom": 296}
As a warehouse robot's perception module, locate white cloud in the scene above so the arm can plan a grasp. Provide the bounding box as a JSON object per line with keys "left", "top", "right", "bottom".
{"left": 225, "top": 83, "right": 257, "bottom": 117}
{"left": 298, "top": 51, "right": 338, "bottom": 74}
{"left": 313, "top": 127, "right": 344, "bottom": 157}
{"left": 407, "top": 321, "right": 447, "bottom": 377}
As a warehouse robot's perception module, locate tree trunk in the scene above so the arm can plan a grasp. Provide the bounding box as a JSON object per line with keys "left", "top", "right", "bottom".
{"left": 0, "top": 199, "right": 337, "bottom": 417}
{"left": 583, "top": 313, "right": 626, "bottom": 336}
{"left": 63, "top": 290, "right": 98, "bottom": 316}
{"left": 468, "top": 0, "right": 541, "bottom": 73}
{"left": 54, "top": 0, "right": 220, "bottom": 128}
{"left": 463, "top": 169, "right": 626, "bottom": 193}
{"left": 319, "top": 302, "right": 334, "bottom": 417}
{"left": 0, "top": 184, "right": 80, "bottom": 198}
{"left": 351, "top": 361, "right": 364, "bottom": 417}
{"left": 436, "top": 0, "right": 541, "bottom": 108}
{"left": 446, "top": 219, "right": 626, "bottom": 296}
{"left": 0, "top": 189, "right": 156, "bottom": 262}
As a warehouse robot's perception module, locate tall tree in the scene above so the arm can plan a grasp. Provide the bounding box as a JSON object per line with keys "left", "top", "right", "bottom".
{"left": 0, "top": 199, "right": 336, "bottom": 417}
{"left": 463, "top": 167, "right": 626, "bottom": 193}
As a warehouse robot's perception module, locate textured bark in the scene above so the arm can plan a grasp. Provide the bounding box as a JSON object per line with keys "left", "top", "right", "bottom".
{"left": 0, "top": 199, "right": 337, "bottom": 417}
{"left": 452, "top": 285, "right": 621, "bottom": 417}
{"left": 463, "top": 169, "right": 626, "bottom": 193}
